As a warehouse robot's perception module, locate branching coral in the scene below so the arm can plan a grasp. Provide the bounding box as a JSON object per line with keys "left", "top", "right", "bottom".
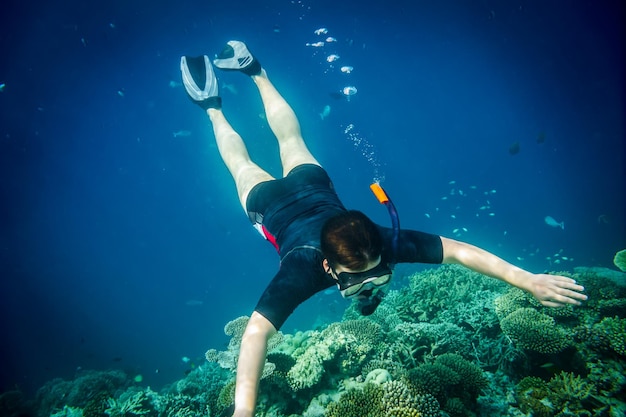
{"left": 500, "top": 308, "right": 571, "bottom": 354}
{"left": 516, "top": 371, "right": 596, "bottom": 416}
{"left": 325, "top": 383, "right": 384, "bottom": 417}
{"left": 205, "top": 315, "right": 285, "bottom": 380}
{"left": 594, "top": 316, "right": 626, "bottom": 356}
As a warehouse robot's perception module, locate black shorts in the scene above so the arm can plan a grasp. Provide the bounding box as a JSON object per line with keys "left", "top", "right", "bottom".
{"left": 246, "top": 164, "right": 330, "bottom": 220}
{"left": 245, "top": 164, "right": 345, "bottom": 255}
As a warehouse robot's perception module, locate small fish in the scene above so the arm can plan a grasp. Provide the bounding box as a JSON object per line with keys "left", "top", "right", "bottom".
{"left": 424, "top": 213, "right": 430, "bottom": 218}
{"left": 326, "top": 37, "right": 337, "bottom": 42}
{"left": 0, "top": 83, "right": 5, "bottom": 92}
{"left": 544, "top": 215, "right": 565, "bottom": 230}
{"left": 222, "top": 83, "right": 238, "bottom": 94}
{"left": 449, "top": 180, "right": 456, "bottom": 184}
{"left": 462, "top": 227, "right": 468, "bottom": 232}
{"left": 479, "top": 206, "right": 489, "bottom": 210}
{"left": 173, "top": 130, "right": 192, "bottom": 138}
{"left": 517, "top": 256, "right": 524, "bottom": 261}
{"left": 181, "top": 356, "right": 191, "bottom": 363}
{"left": 326, "top": 54, "right": 340, "bottom": 62}
{"left": 451, "top": 215, "right": 456, "bottom": 219}
{"left": 117, "top": 89, "right": 125, "bottom": 97}
{"left": 489, "top": 213, "right": 495, "bottom": 217}
{"left": 490, "top": 189, "right": 497, "bottom": 194}
{"left": 168, "top": 80, "right": 181, "bottom": 88}
{"left": 314, "top": 28, "right": 328, "bottom": 35}
{"left": 306, "top": 42, "right": 325, "bottom": 47}
{"left": 537, "top": 132, "right": 546, "bottom": 144}
{"left": 340, "top": 66, "right": 353, "bottom": 73}
{"left": 452, "top": 228, "right": 459, "bottom": 234}
{"left": 319, "top": 104, "right": 331, "bottom": 120}
{"left": 509, "top": 141, "right": 520, "bottom": 155}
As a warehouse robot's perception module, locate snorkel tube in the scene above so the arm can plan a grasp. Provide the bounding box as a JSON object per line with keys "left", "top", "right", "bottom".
{"left": 370, "top": 183, "right": 400, "bottom": 265}
{"left": 355, "top": 183, "right": 400, "bottom": 316}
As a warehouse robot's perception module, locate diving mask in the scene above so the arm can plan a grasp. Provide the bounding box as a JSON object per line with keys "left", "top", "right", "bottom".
{"left": 336, "top": 262, "right": 392, "bottom": 299}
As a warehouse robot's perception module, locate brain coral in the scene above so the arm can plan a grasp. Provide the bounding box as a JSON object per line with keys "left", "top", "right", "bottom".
{"left": 500, "top": 308, "right": 571, "bottom": 354}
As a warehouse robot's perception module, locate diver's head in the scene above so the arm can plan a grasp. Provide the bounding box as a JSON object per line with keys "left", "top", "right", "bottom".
{"left": 321, "top": 210, "right": 383, "bottom": 271}
{"left": 321, "top": 211, "right": 391, "bottom": 315}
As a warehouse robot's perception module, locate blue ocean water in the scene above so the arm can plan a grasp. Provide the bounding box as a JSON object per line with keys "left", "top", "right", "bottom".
{"left": 0, "top": 0, "right": 623, "bottom": 396}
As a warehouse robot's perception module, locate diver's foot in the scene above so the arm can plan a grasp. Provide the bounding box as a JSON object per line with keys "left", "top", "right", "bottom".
{"left": 180, "top": 55, "right": 222, "bottom": 110}
{"left": 213, "top": 41, "right": 262, "bottom": 76}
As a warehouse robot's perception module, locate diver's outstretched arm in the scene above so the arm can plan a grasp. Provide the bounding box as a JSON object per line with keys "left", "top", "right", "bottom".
{"left": 232, "top": 312, "right": 277, "bottom": 417}
{"left": 440, "top": 237, "right": 588, "bottom": 307}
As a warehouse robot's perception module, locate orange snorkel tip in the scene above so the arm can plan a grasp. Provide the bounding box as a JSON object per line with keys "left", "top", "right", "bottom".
{"left": 369, "top": 182, "right": 400, "bottom": 265}
{"left": 370, "top": 183, "right": 389, "bottom": 204}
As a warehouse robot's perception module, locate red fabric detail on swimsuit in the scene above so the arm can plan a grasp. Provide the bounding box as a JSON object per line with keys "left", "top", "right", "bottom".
{"left": 262, "top": 224, "right": 279, "bottom": 252}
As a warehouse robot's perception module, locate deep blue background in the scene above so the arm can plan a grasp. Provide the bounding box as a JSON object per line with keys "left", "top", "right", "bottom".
{"left": 1, "top": 0, "right": 624, "bottom": 395}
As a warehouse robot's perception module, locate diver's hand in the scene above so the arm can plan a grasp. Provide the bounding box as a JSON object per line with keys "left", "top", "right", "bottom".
{"left": 526, "top": 273, "right": 588, "bottom": 307}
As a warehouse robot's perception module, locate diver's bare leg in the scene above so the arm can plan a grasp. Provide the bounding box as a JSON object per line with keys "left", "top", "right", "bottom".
{"left": 207, "top": 108, "right": 274, "bottom": 210}
{"left": 252, "top": 70, "right": 320, "bottom": 177}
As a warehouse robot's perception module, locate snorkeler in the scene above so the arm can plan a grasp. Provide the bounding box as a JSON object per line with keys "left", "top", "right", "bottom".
{"left": 180, "top": 40, "right": 588, "bottom": 417}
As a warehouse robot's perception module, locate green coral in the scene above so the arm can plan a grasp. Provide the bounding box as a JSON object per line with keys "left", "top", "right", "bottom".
{"left": 407, "top": 354, "right": 485, "bottom": 414}
{"left": 515, "top": 376, "right": 553, "bottom": 417}
{"left": 326, "top": 380, "right": 435, "bottom": 417}
{"left": 339, "top": 319, "right": 383, "bottom": 346}
{"left": 614, "top": 249, "right": 626, "bottom": 271}
{"left": 381, "top": 380, "right": 418, "bottom": 410}
{"left": 516, "top": 372, "right": 596, "bottom": 416}
{"left": 325, "top": 383, "right": 383, "bottom": 417}
{"left": 500, "top": 308, "right": 571, "bottom": 354}
{"left": 35, "top": 370, "right": 130, "bottom": 417}
{"left": 287, "top": 321, "right": 382, "bottom": 390}
{"left": 217, "top": 379, "right": 236, "bottom": 409}
{"left": 51, "top": 406, "right": 84, "bottom": 417}
{"left": 104, "top": 390, "right": 153, "bottom": 417}
{"left": 594, "top": 316, "right": 626, "bottom": 356}
{"left": 435, "top": 353, "right": 488, "bottom": 398}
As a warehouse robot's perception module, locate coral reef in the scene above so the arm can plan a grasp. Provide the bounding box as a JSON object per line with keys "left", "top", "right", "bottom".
{"left": 5, "top": 265, "right": 626, "bottom": 417}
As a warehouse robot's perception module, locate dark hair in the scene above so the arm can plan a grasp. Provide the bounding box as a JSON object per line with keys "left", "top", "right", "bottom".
{"left": 321, "top": 210, "right": 383, "bottom": 270}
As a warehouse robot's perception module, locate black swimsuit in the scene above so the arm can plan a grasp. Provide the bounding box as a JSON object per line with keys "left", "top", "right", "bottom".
{"left": 245, "top": 164, "right": 443, "bottom": 330}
